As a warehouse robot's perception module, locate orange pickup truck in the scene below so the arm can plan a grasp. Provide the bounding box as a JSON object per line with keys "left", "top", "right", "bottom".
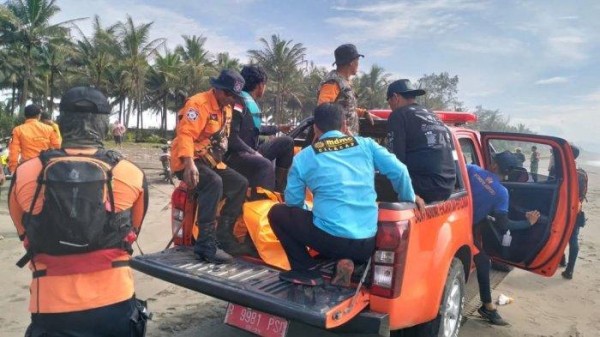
{"left": 131, "top": 111, "right": 579, "bottom": 337}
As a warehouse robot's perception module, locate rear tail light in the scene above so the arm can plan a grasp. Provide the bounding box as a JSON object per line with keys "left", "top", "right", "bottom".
{"left": 371, "top": 218, "right": 410, "bottom": 298}
{"left": 171, "top": 182, "right": 189, "bottom": 246}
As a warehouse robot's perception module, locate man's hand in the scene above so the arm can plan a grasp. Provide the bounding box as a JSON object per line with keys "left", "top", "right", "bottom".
{"left": 357, "top": 108, "right": 375, "bottom": 126}
{"left": 525, "top": 210, "right": 541, "bottom": 225}
{"left": 182, "top": 157, "right": 199, "bottom": 188}
{"left": 278, "top": 124, "right": 293, "bottom": 133}
{"left": 415, "top": 195, "right": 426, "bottom": 212}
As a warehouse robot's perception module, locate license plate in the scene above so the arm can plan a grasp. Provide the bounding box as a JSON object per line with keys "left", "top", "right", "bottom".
{"left": 224, "top": 303, "right": 289, "bottom": 337}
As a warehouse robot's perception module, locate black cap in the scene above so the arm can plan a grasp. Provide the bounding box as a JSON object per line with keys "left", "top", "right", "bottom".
{"left": 493, "top": 151, "right": 520, "bottom": 174}
{"left": 209, "top": 69, "right": 245, "bottom": 97}
{"left": 59, "top": 86, "right": 110, "bottom": 114}
{"left": 571, "top": 145, "right": 580, "bottom": 159}
{"left": 24, "top": 104, "right": 43, "bottom": 118}
{"left": 333, "top": 44, "right": 364, "bottom": 66}
{"left": 387, "top": 79, "right": 426, "bottom": 99}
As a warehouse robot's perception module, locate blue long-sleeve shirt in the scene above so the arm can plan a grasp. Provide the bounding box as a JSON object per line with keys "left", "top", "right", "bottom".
{"left": 285, "top": 130, "right": 416, "bottom": 239}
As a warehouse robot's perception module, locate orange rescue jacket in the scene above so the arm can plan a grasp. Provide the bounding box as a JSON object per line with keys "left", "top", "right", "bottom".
{"left": 8, "top": 119, "right": 61, "bottom": 172}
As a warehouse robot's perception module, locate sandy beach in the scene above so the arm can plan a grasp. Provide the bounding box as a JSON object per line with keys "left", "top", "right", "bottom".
{"left": 0, "top": 152, "right": 598, "bottom": 337}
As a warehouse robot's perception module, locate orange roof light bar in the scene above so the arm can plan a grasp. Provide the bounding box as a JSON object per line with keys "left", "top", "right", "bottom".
{"left": 368, "top": 110, "right": 477, "bottom": 125}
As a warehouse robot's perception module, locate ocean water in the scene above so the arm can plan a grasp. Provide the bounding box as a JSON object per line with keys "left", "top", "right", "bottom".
{"left": 585, "top": 160, "right": 600, "bottom": 168}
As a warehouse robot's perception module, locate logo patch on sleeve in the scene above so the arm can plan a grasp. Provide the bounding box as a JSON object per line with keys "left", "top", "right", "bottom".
{"left": 312, "top": 136, "right": 358, "bottom": 154}
{"left": 186, "top": 108, "right": 199, "bottom": 121}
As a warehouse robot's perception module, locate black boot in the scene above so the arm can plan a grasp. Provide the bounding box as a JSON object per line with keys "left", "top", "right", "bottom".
{"left": 195, "top": 221, "right": 233, "bottom": 264}
{"left": 275, "top": 167, "right": 289, "bottom": 193}
{"left": 217, "top": 216, "right": 258, "bottom": 257}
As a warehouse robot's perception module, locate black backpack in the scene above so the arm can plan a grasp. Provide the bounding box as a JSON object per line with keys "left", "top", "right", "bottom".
{"left": 19, "top": 149, "right": 131, "bottom": 262}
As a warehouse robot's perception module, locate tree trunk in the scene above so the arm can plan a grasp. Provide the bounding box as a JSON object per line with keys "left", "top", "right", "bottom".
{"left": 162, "top": 95, "right": 167, "bottom": 138}
{"left": 118, "top": 99, "right": 124, "bottom": 122}
{"left": 48, "top": 64, "right": 56, "bottom": 115}
{"left": 19, "top": 46, "right": 32, "bottom": 114}
{"left": 10, "top": 83, "right": 16, "bottom": 116}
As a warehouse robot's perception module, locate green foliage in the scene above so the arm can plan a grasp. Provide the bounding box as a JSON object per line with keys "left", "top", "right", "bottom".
{"left": 0, "top": 113, "right": 18, "bottom": 139}
{"left": 0, "top": 4, "right": 535, "bottom": 136}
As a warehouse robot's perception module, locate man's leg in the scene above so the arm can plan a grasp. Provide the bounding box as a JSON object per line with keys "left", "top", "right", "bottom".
{"left": 563, "top": 225, "right": 580, "bottom": 279}
{"left": 215, "top": 167, "right": 248, "bottom": 252}
{"left": 474, "top": 251, "right": 508, "bottom": 325}
{"left": 194, "top": 164, "right": 232, "bottom": 262}
{"left": 226, "top": 152, "right": 275, "bottom": 190}
{"left": 258, "top": 136, "right": 293, "bottom": 192}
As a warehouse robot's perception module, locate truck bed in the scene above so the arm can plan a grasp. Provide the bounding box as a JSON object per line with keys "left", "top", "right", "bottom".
{"left": 131, "top": 247, "right": 373, "bottom": 329}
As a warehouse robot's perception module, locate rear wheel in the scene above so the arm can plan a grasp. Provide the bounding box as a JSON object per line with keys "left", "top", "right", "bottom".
{"left": 397, "top": 258, "right": 465, "bottom": 337}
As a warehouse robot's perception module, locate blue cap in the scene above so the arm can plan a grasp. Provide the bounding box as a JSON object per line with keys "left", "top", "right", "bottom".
{"left": 493, "top": 151, "right": 520, "bottom": 174}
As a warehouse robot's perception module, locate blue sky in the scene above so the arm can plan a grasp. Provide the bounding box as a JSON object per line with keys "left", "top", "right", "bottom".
{"left": 54, "top": 0, "right": 600, "bottom": 150}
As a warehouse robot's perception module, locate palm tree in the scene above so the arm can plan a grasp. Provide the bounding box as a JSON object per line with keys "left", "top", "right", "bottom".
{"left": 215, "top": 52, "right": 240, "bottom": 70}
{"left": 147, "top": 49, "right": 182, "bottom": 136}
{"left": 354, "top": 64, "right": 390, "bottom": 110}
{"left": 175, "top": 34, "right": 214, "bottom": 96}
{"left": 1, "top": 0, "right": 81, "bottom": 113}
{"left": 248, "top": 34, "right": 307, "bottom": 124}
{"left": 73, "top": 16, "right": 119, "bottom": 92}
{"left": 116, "top": 15, "right": 164, "bottom": 140}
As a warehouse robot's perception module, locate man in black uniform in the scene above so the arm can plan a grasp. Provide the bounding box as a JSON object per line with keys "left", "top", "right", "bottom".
{"left": 386, "top": 79, "right": 456, "bottom": 203}
{"left": 225, "top": 65, "right": 294, "bottom": 192}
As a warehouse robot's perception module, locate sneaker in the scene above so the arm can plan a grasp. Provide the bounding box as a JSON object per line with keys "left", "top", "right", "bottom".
{"left": 279, "top": 270, "right": 323, "bottom": 286}
{"left": 331, "top": 259, "right": 354, "bottom": 287}
{"left": 478, "top": 306, "right": 509, "bottom": 326}
{"left": 561, "top": 270, "right": 573, "bottom": 280}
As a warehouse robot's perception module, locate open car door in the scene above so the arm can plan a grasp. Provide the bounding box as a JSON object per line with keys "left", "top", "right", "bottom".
{"left": 479, "top": 132, "right": 579, "bottom": 276}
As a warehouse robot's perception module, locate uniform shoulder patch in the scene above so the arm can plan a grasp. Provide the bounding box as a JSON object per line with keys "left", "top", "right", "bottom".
{"left": 186, "top": 108, "right": 199, "bottom": 121}
{"left": 312, "top": 136, "right": 358, "bottom": 154}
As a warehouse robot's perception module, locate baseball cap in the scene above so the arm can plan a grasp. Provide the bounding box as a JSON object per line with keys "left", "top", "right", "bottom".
{"left": 333, "top": 44, "right": 364, "bottom": 66}
{"left": 59, "top": 86, "right": 111, "bottom": 114}
{"left": 209, "top": 69, "right": 245, "bottom": 97}
{"left": 493, "top": 151, "right": 520, "bottom": 174}
{"left": 387, "top": 79, "right": 426, "bottom": 99}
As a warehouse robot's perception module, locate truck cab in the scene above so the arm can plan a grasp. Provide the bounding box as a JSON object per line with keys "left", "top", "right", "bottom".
{"left": 131, "top": 111, "right": 578, "bottom": 337}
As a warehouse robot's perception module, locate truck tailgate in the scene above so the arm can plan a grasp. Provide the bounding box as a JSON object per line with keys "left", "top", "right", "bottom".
{"left": 131, "top": 247, "right": 370, "bottom": 329}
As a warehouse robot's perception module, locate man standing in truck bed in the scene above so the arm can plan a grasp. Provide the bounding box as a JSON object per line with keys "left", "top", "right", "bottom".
{"left": 386, "top": 79, "right": 456, "bottom": 203}
{"left": 268, "top": 103, "right": 419, "bottom": 286}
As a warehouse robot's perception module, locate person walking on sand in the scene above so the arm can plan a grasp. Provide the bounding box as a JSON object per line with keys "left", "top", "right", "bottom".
{"left": 530, "top": 145, "right": 540, "bottom": 182}
{"left": 112, "top": 119, "right": 127, "bottom": 149}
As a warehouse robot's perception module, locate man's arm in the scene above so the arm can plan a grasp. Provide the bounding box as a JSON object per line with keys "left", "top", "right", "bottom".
{"left": 369, "top": 138, "right": 416, "bottom": 202}
{"left": 317, "top": 82, "right": 340, "bottom": 105}
{"left": 131, "top": 172, "right": 149, "bottom": 232}
{"left": 8, "top": 173, "right": 26, "bottom": 239}
{"left": 8, "top": 129, "right": 20, "bottom": 173}
{"left": 228, "top": 107, "right": 256, "bottom": 154}
{"left": 284, "top": 156, "right": 306, "bottom": 208}
{"left": 386, "top": 112, "right": 407, "bottom": 162}
{"left": 492, "top": 188, "right": 538, "bottom": 230}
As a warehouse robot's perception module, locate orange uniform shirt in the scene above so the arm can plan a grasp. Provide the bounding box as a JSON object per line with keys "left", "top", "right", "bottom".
{"left": 8, "top": 119, "right": 61, "bottom": 172}
{"left": 171, "top": 89, "right": 231, "bottom": 172}
{"left": 317, "top": 82, "right": 341, "bottom": 105}
{"left": 9, "top": 148, "right": 147, "bottom": 313}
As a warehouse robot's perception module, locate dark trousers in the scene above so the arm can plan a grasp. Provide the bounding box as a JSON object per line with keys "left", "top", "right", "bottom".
{"left": 258, "top": 136, "right": 294, "bottom": 169}
{"left": 26, "top": 298, "right": 143, "bottom": 337}
{"left": 268, "top": 204, "right": 375, "bottom": 271}
{"left": 193, "top": 163, "right": 248, "bottom": 224}
{"left": 566, "top": 224, "right": 580, "bottom": 274}
{"left": 226, "top": 151, "right": 275, "bottom": 190}
{"left": 473, "top": 250, "right": 492, "bottom": 304}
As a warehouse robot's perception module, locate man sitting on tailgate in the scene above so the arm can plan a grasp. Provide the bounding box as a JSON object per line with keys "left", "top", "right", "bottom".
{"left": 268, "top": 103, "right": 420, "bottom": 286}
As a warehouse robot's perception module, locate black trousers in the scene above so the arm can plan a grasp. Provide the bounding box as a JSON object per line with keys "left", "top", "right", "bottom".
{"left": 176, "top": 162, "right": 248, "bottom": 224}
{"left": 268, "top": 204, "right": 375, "bottom": 271}
{"left": 26, "top": 298, "right": 144, "bottom": 337}
{"left": 258, "top": 136, "right": 294, "bottom": 169}
{"left": 226, "top": 151, "right": 275, "bottom": 190}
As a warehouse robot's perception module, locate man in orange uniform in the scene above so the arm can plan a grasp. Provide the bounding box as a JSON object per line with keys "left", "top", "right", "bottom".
{"left": 8, "top": 104, "right": 61, "bottom": 173}
{"left": 171, "top": 69, "right": 249, "bottom": 263}
{"left": 317, "top": 44, "right": 373, "bottom": 135}
{"left": 9, "top": 86, "right": 149, "bottom": 337}
{"left": 41, "top": 111, "right": 62, "bottom": 143}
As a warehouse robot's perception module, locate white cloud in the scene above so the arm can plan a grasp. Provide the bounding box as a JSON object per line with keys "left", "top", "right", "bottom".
{"left": 445, "top": 36, "right": 524, "bottom": 55}
{"left": 535, "top": 77, "right": 569, "bottom": 85}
